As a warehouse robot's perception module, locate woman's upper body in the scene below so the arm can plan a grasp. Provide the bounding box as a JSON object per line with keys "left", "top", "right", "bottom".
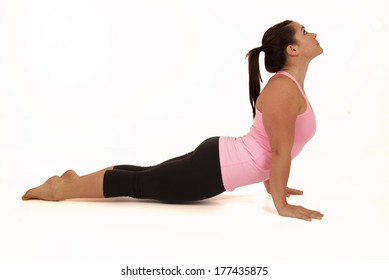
{"left": 219, "top": 20, "right": 324, "bottom": 221}
{"left": 219, "top": 70, "right": 316, "bottom": 190}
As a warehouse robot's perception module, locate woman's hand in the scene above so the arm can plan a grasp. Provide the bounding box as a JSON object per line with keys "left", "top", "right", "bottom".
{"left": 264, "top": 180, "right": 303, "bottom": 197}
{"left": 276, "top": 204, "right": 324, "bottom": 222}
{"left": 264, "top": 180, "right": 323, "bottom": 221}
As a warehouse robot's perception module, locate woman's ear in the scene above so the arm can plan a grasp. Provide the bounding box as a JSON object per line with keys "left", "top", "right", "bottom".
{"left": 286, "top": 45, "right": 298, "bottom": 56}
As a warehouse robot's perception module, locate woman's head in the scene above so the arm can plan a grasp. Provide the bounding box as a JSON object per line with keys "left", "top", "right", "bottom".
{"left": 261, "top": 20, "right": 296, "bottom": 73}
{"left": 246, "top": 20, "right": 322, "bottom": 117}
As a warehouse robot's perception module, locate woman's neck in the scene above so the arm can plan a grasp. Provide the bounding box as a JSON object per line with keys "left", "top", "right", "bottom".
{"left": 281, "top": 62, "right": 310, "bottom": 89}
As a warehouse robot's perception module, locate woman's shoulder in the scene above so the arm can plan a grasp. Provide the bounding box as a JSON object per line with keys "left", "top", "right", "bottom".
{"left": 260, "top": 74, "right": 300, "bottom": 102}
{"left": 258, "top": 73, "right": 304, "bottom": 113}
{"left": 265, "top": 73, "right": 298, "bottom": 92}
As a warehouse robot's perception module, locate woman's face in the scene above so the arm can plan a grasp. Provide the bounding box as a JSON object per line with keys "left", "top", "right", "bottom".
{"left": 290, "top": 22, "right": 323, "bottom": 59}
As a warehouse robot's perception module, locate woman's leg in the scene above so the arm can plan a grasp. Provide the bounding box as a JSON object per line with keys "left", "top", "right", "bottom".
{"left": 113, "top": 152, "right": 194, "bottom": 172}
{"left": 22, "top": 138, "right": 224, "bottom": 202}
{"left": 103, "top": 137, "right": 225, "bottom": 202}
{"left": 21, "top": 152, "right": 194, "bottom": 201}
{"left": 21, "top": 167, "right": 113, "bottom": 201}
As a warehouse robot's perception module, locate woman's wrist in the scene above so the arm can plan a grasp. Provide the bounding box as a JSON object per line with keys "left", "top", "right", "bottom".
{"left": 274, "top": 199, "right": 288, "bottom": 211}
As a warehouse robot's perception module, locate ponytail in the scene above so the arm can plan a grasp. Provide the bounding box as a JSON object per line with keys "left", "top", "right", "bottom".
{"left": 246, "top": 20, "right": 295, "bottom": 118}
{"left": 246, "top": 46, "right": 264, "bottom": 118}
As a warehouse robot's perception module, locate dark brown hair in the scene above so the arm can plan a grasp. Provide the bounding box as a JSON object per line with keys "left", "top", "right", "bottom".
{"left": 246, "top": 20, "right": 296, "bottom": 118}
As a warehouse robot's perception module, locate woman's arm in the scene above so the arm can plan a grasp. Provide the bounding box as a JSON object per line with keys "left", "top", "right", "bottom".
{"left": 261, "top": 78, "right": 323, "bottom": 221}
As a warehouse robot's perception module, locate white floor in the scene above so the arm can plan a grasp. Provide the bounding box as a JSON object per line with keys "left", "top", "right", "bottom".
{"left": 1, "top": 131, "right": 388, "bottom": 280}
{"left": 1, "top": 151, "right": 388, "bottom": 262}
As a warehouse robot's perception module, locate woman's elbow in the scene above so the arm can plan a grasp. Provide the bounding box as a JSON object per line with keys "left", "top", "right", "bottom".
{"left": 271, "top": 147, "right": 292, "bottom": 158}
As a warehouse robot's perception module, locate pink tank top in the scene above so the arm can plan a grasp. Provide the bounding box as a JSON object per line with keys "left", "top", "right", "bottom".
{"left": 219, "top": 71, "right": 316, "bottom": 191}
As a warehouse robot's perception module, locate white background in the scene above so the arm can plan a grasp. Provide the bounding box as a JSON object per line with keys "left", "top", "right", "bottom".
{"left": 0, "top": 0, "right": 388, "bottom": 278}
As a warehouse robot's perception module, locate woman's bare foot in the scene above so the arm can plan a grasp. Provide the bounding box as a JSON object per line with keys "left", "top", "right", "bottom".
{"left": 22, "top": 169, "right": 79, "bottom": 201}
{"left": 22, "top": 175, "right": 63, "bottom": 201}
{"left": 22, "top": 168, "right": 108, "bottom": 201}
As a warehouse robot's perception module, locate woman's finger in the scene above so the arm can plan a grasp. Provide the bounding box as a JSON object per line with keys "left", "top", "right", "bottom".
{"left": 286, "top": 187, "right": 304, "bottom": 195}
{"left": 301, "top": 207, "right": 324, "bottom": 219}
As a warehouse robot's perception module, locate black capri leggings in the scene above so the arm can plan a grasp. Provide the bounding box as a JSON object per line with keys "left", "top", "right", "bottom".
{"left": 103, "top": 137, "right": 225, "bottom": 202}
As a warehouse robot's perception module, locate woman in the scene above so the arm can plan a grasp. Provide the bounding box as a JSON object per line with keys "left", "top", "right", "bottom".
{"left": 22, "top": 20, "right": 324, "bottom": 222}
